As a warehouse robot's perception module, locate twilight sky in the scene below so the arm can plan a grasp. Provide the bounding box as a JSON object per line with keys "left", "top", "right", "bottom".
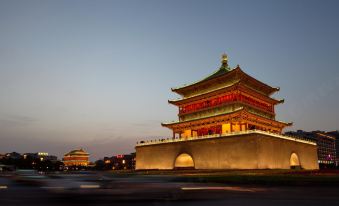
{"left": 0, "top": 0, "right": 338, "bottom": 160}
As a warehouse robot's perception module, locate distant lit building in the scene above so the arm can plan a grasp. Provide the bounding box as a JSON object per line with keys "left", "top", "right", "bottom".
{"left": 5, "top": 152, "right": 21, "bottom": 160}
{"left": 62, "top": 148, "right": 90, "bottom": 167}
{"left": 326, "top": 131, "right": 339, "bottom": 166}
{"left": 23, "top": 152, "right": 57, "bottom": 162}
{"left": 285, "top": 130, "right": 336, "bottom": 166}
{"left": 103, "top": 153, "right": 136, "bottom": 170}
{"left": 0, "top": 151, "right": 61, "bottom": 171}
{"left": 316, "top": 133, "right": 336, "bottom": 165}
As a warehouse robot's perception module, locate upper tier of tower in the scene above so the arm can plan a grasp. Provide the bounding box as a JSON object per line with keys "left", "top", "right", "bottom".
{"left": 171, "top": 55, "right": 279, "bottom": 99}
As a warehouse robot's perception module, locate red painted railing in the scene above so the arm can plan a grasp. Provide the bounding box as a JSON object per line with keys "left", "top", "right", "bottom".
{"left": 179, "top": 93, "right": 273, "bottom": 114}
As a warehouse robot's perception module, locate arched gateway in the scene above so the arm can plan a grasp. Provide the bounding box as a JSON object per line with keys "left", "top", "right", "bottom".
{"left": 174, "top": 153, "right": 194, "bottom": 169}
{"left": 290, "top": 153, "right": 301, "bottom": 169}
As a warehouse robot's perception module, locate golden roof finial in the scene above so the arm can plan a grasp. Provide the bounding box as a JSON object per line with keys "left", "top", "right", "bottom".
{"left": 221, "top": 53, "right": 228, "bottom": 66}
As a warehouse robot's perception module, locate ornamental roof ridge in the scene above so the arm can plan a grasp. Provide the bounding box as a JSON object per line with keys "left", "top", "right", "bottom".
{"left": 171, "top": 55, "right": 233, "bottom": 91}
{"left": 161, "top": 107, "right": 245, "bottom": 126}
{"left": 171, "top": 66, "right": 233, "bottom": 91}
{"left": 161, "top": 107, "right": 292, "bottom": 127}
{"left": 168, "top": 81, "right": 283, "bottom": 105}
{"left": 245, "top": 109, "right": 293, "bottom": 126}
{"left": 168, "top": 79, "right": 241, "bottom": 103}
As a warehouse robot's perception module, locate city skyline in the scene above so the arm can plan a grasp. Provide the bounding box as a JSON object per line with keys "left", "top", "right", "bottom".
{"left": 1, "top": 0, "right": 339, "bottom": 160}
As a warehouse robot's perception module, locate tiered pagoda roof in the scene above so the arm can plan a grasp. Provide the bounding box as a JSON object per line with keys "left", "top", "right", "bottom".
{"left": 161, "top": 107, "right": 291, "bottom": 128}
{"left": 64, "top": 148, "right": 89, "bottom": 157}
{"left": 168, "top": 81, "right": 284, "bottom": 106}
{"left": 171, "top": 64, "right": 280, "bottom": 97}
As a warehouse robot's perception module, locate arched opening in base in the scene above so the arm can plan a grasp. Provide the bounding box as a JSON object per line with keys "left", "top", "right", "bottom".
{"left": 174, "top": 153, "right": 195, "bottom": 169}
{"left": 290, "top": 153, "right": 301, "bottom": 169}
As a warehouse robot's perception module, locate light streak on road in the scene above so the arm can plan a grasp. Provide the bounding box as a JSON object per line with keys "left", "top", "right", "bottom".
{"left": 80, "top": 185, "right": 100, "bottom": 189}
{"left": 181, "top": 186, "right": 265, "bottom": 192}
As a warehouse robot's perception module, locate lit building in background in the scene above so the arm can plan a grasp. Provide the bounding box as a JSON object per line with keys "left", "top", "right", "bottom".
{"left": 136, "top": 54, "right": 319, "bottom": 170}
{"left": 0, "top": 151, "right": 61, "bottom": 171}
{"left": 316, "top": 133, "right": 336, "bottom": 165}
{"left": 285, "top": 130, "right": 336, "bottom": 167}
{"left": 23, "top": 152, "right": 57, "bottom": 162}
{"left": 103, "top": 153, "right": 136, "bottom": 170}
{"left": 327, "top": 131, "right": 339, "bottom": 166}
{"left": 4, "top": 152, "right": 21, "bottom": 160}
{"left": 62, "top": 148, "right": 90, "bottom": 167}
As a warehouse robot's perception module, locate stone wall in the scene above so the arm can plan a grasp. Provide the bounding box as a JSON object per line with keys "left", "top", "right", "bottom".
{"left": 135, "top": 133, "right": 319, "bottom": 170}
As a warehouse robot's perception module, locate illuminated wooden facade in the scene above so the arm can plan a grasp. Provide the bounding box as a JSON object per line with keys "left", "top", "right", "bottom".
{"left": 162, "top": 54, "right": 291, "bottom": 138}
{"left": 62, "top": 148, "right": 89, "bottom": 167}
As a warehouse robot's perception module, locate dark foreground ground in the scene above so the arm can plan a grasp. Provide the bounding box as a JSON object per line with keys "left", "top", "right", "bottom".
{"left": 1, "top": 169, "right": 339, "bottom": 206}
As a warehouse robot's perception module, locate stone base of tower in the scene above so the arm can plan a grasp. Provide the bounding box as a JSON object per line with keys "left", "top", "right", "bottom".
{"left": 135, "top": 132, "right": 319, "bottom": 170}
